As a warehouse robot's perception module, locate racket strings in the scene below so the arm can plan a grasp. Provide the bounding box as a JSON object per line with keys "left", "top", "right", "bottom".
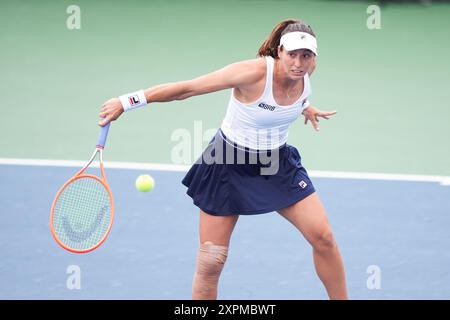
{"left": 52, "top": 176, "right": 112, "bottom": 251}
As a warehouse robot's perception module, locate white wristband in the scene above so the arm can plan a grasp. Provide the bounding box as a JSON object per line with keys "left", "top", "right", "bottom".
{"left": 119, "top": 90, "right": 147, "bottom": 112}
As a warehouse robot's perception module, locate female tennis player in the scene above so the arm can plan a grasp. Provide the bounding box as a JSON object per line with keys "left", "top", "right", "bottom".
{"left": 99, "top": 19, "right": 348, "bottom": 300}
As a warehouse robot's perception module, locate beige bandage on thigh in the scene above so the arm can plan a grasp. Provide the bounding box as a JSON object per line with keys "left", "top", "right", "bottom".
{"left": 192, "top": 241, "right": 229, "bottom": 300}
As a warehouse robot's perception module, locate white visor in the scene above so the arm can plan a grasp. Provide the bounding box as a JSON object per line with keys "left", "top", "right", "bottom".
{"left": 279, "top": 31, "right": 318, "bottom": 56}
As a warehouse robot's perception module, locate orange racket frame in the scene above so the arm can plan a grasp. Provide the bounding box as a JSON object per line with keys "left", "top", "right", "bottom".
{"left": 50, "top": 124, "right": 114, "bottom": 253}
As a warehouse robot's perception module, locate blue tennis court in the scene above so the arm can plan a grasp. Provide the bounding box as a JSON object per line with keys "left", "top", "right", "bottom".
{"left": 1, "top": 164, "right": 449, "bottom": 299}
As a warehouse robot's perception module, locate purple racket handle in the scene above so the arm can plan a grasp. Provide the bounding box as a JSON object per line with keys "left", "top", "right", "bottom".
{"left": 96, "top": 122, "right": 111, "bottom": 149}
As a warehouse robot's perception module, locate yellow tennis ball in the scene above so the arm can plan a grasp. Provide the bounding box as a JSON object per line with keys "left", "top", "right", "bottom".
{"left": 135, "top": 174, "right": 155, "bottom": 192}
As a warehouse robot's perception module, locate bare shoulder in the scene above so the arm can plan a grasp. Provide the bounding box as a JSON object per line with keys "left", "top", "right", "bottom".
{"left": 202, "top": 57, "right": 266, "bottom": 89}
{"left": 227, "top": 57, "right": 266, "bottom": 85}
{"left": 180, "top": 57, "right": 267, "bottom": 98}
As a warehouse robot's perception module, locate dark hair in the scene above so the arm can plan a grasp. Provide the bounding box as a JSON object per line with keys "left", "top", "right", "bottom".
{"left": 257, "top": 19, "right": 316, "bottom": 58}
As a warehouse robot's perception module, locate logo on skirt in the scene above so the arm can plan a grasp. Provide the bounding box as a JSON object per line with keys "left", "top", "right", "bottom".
{"left": 299, "top": 180, "right": 308, "bottom": 189}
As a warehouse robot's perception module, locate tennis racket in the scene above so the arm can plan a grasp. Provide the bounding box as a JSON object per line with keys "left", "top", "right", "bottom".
{"left": 50, "top": 123, "right": 114, "bottom": 253}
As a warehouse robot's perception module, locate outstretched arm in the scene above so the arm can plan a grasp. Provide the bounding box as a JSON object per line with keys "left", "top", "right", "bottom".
{"left": 99, "top": 59, "right": 261, "bottom": 126}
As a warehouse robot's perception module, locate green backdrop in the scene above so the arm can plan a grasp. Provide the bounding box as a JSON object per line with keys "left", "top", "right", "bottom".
{"left": 1, "top": 0, "right": 449, "bottom": 175}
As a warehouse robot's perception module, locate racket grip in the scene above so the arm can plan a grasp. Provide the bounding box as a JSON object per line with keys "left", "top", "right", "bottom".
{"left": 96, "top": 123, "right": 110, "bottom": 149}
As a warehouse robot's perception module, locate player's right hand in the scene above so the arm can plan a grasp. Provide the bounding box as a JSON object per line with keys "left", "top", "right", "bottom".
{"left": 99, "top": 98, "right": 124, "bottom": 126}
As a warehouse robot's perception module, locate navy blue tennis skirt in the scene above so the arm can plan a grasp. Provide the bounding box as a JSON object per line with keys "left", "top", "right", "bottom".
{"left": 181, "top": 128, "right": 315, "bottom": 216}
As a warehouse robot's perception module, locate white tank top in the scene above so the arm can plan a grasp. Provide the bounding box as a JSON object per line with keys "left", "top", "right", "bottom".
{"left": 220, "top": 56, "right": 311, "bottom": 150}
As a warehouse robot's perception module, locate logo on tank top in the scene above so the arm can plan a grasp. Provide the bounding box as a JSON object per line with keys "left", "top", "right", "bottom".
{"left": 299, "top": 180, "right": 308, "bottom": 189}
{"left": 258, "top": 102, "right": 276, "bottom": 111}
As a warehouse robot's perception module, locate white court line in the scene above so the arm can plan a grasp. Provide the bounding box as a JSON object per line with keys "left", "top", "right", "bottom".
{"left": 309, "top": 170, "right": 450, "bottom": 186}
{"left": 0, "top": 158, "right": 191, "bottom": 172}
{"left": 0, "top": 157, "right": 449, "bottom": 186}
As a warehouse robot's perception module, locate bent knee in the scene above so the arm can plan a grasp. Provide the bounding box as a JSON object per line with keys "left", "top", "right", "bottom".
{"left": 196, "top": 241, "right": 229, "bottom": 275}
{"left": 311, "top": 230, "right": 337, "bottom": 252}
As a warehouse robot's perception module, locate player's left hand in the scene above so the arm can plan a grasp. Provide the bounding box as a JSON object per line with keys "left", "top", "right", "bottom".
{"left": 302, "top": 105, "right": 337, "bottom": 131}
